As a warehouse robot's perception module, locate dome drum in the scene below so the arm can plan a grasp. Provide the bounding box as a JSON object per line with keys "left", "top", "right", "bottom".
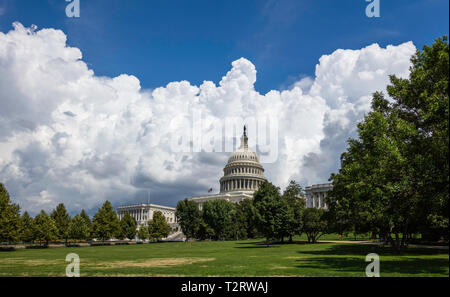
{"left": 218, "top": 126, "right": 267, "bottom": 194}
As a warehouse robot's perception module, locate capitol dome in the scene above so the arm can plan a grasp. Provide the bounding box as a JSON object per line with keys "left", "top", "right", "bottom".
{"left": 219, "top": 127, "right": 267, "bottom": 193}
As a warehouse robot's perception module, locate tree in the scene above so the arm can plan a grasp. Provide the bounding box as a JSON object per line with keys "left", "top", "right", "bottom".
{"left": 327, "top": 37, "right": 449, "bottom": 252}
{"left": 148, "top": 211, "right": 171, "bottom": 241}
{"left": 92, "top": 201, "right": 120, "bottom": 241}
{"left": 202, "top": 199, "right": 236, "bottom": 240}
{"left": 387, "top": 36, "right": 449, "bottom": 241}
{"left": 227, "top": 203, "right": 248, "bottom": 240}
{"left": 237, "top": 199, "right": 259, "bottom": 238}
{"left": 34, "top": 210, "right": 58, "bottom": 245}
{"left": 282, "top": 181, "right": 306, "bottom": 242}
{"left": 137, "top": 226, "right": 149, "bottom": 241}
{"left": 176, "top": 199, "right": 202, "bottom": 240}
{"left": 119, "top": 211, "right": 137, "bottom": 240}
{"left": 51, "top": 203, "right": 71, "bottom": 242}
{"left": 80, "top": 209, "right": 92, "bottom": 239}
{"left": 68, "top": 214, "right": 91, "bottom": 242}
{"left": 328, "top": 94, "right": 418, "bottom": 252}
{"left": 0, "top": 183, "right": 21, "bottom": 243}
{"left": 253, "top": 181, "right": 290, "bottom": 242}
{"left": 303, "top": 208, "right": 327, "bottom": 243}
{"left": 20, "top": 211, "right": 36, "bottom": 243}
{"left": 195, "top": 218, "right": 215, "bottom": 240}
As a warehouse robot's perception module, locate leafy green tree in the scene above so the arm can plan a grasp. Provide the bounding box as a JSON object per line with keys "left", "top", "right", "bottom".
{"left": 202, "top": 199, "right": 236, "bottom": 240}
{"left": 387, "top": 36, "right": 449, "bottom": 241}
{"left": 119, "top": 211, "right": 137, "bottom": 240}
{"left": 137, "top": 226, "right": 149, "bottom": 241}
{"left": 303, "top": 208, "right": 327, "bottom": 243}
{"left": 20, "top": 211, "right": 36, "bottom": 243}
{"left": 176, "top": 199, "right": 202, "bottom": 240}
{"left": 327, "top": 37, "right": 449, "bottom": 252}
{"left": 227, "top": 203, "right": 248, "bottom": 240}
{"left": 92, "top": 201, "right": 120, "bottom": 241}
{"left": 253, "top": 181, "right": 290, "bottom": 242}
{"left": 329, "top": 94, "right": 418, "bottom": 252}
{"left": 238, "top": 199, "right": 259, "bottom": 238}
{"left": 68, "top": 214, "right": 91, "bottom": 242}
{"left": 195, "top": 218, "right": 215, "bottom": 240}
{"left": 148, "top": 211, "right": 171, "bottom": 241}
{"left": 34, "top": 210, "right": 58, "bottom": 245}
{"left": 282, "top": 181, "right": 306, "bottom": 242}
{"left": 51, "top": 203, "right": 71, "bottom": 242}
{"left": 0, "top": 183, "right": 21, "bottom": 243}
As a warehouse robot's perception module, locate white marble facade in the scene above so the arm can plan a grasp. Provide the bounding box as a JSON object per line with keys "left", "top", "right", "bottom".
{"left": 304, "top": 183, "right": 333, "bottom": 209}
{"left": 117, "top": 203, "right": 177, "bottom": 228}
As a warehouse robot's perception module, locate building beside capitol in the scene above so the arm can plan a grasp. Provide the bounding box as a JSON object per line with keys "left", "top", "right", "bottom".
{"left": 116, "top": 203, "right": 178, "bottom": 230}
{"left": 305, "top": 183, "right": 333, "bottom": 209}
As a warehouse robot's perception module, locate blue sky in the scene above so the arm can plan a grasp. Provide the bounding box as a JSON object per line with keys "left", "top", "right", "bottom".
{"left": 1, "top": 0, "right": 448, "bottom": 94}
{"left": 0, "top": 0, "right": 448, "bottom": 213}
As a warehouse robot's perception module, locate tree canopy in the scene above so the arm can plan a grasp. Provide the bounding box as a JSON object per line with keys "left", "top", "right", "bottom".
{"left": 0, "top": 183, "right": 21, "bottom": 243}
{"left": 327, "top": 36, "right": 449, "bottom": 252}
{"left": 148, "top": 211, "right": 171, "bottom": 241}
{"left": 119, "top": 211, "right": 137, "bottom": 240}
{"left": 92, "top": 201, "right": 120, "bottom": 241}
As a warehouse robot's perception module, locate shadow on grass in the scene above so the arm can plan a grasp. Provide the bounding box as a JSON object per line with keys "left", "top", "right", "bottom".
{"left": 294, "top": 244, "right": 449, "bottom": 276}
{"left": 235, "top": 240, "right": 328, "bottom": 248}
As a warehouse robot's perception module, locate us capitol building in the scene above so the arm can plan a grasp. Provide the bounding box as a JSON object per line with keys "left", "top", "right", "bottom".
{"left": 190, "top": 126, "right": 267, "bottom": 208}
{"left": 116, "top": 126, "right": 332, "bottom": 234}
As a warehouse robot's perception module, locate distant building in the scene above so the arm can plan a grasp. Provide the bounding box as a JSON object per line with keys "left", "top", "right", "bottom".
{"left": 190, "top": 126, "right": 267, "bottom": 209}
{"left": 117, "top": 203, "right": 178, "bottom": 230}
{"left": 304, "top": 183, "right": 333, "bottom": 209}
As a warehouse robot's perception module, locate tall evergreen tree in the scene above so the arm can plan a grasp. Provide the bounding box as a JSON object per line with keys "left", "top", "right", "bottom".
{"left": 51, "top": 203, "right": 71, "bottom": 242}
{"left": 137, "top": 225, "right": 149, "bottom": 241}
{"left": 92, "top": 201, "right": 120, "bottom": 241}
{"left": 20, "top": 211, "right": 36, "bottom": 243}
{"left": 148, "top": 211, "right": 171, "bottom": 241}
{"left": 80, "top": 209, "right": 92, "bottom": 239}
{"left": 0, "top": 183, "right": 21, "bottom": 243}
{"left": 119, "top": 211, "right": 137, "bottom": 240}
{"left": 34, "top": 210, "right": 58, "bottom": 245}
{"left": 68, "top": 214, "right": 91, "bottom": 242}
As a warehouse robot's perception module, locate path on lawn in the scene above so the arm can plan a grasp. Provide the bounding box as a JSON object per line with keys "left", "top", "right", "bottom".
{"left": 318, "top": 240, "right": 449, "bottom": 250}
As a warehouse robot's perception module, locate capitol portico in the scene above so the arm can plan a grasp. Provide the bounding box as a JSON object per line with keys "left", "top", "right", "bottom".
{"left": 191, "top": 126, "right": 267, "bottom": 207}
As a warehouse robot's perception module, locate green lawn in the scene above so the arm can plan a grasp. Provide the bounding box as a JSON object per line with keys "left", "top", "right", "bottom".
{"left": 0, "top": 239, "right": 448, "bottom": 277}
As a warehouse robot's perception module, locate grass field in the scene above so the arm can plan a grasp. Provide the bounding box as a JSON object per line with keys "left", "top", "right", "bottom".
{"left": 0, "top": 238, "right": 448, "bottom": 277}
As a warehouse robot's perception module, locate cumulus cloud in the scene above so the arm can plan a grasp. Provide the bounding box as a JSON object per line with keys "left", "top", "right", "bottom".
{"left": 0, "top": 23, "right": 416, "bottom": 214}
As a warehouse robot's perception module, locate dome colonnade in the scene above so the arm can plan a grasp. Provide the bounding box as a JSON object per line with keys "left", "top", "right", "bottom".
{"left": 219, "top": 126, "right": 267, "bottom": 193}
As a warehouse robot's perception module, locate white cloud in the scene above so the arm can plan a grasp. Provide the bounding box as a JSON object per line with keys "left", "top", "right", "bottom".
{"left": 0, "top": 23, "right": 416, "bottom": 214}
